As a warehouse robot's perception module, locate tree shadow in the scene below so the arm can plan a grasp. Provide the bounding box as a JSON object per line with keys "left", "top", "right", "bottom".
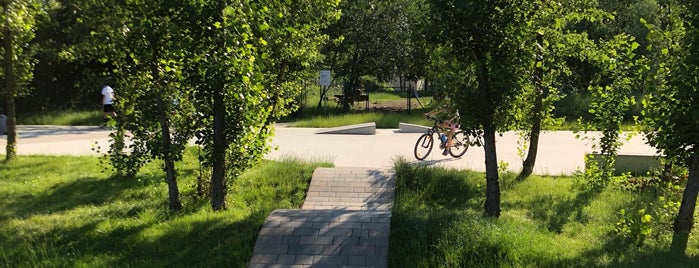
{"left": 576, "top": 233, "right": 699, "bottom": 268}
{"left": 5, "top": 173, "right": 163, "bottom": 218}
{"left": 109, "top": 209, "right": 270, "bottom": 267}
{"left": 394, "top": 161, "right": 482, "bottom": 210}
{"left": 506, "top": 187, "right": 602, "bottom": 233}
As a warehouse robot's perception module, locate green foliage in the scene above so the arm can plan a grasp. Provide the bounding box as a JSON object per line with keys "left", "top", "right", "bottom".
{"left": 642, "top": 1, "right": 698, "bottom": 164}
{"left": 613, "top": 174, "right": 684, "bottom": 246}
{"left": 640, "top": 1, "right": 699, "bottom": 252}
{"left": 68, "top": 0, "right": 340, "bottom": 208}
{"left": 562, "top": 3, "right": 645, "bottom": 185}
{"left": 0, "top": 154, "right": 330, "bottom": 266}
{"left": 0, "top": 0, "right": 49, "bottom": 98}
{"left": 428, "top": 0, "right": 524, "bottom": 131}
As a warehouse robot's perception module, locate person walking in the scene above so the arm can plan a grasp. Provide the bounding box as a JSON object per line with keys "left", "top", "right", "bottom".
{"left": 101, "top": 85, "right": 116, "bottom": 127}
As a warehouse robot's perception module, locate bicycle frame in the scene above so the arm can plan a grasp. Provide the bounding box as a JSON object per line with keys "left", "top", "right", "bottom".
{"left": 426, "top": 116, "right": 483, "bottom": 148}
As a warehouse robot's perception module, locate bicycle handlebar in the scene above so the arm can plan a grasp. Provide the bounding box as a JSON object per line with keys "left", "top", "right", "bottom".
{"left": 425, "top": 115, "right": 444, "bottom": 124}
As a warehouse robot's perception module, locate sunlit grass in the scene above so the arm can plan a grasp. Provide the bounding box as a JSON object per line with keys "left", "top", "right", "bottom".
{"left": 289, "top": 111, "right": 432, "bottom": 129}
{"left": 389, "top": 160, "right": 699, "bottom": 267}
{"left": 0, "top": 151, "right": 332, "bottom": 267}
{"left": 18, "top": 109, "right": 103, "bottom": 126}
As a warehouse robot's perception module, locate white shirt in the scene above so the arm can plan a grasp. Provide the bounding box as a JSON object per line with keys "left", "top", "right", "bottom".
{"left": 101, "top": 86, "right": 114, "bottom": 105}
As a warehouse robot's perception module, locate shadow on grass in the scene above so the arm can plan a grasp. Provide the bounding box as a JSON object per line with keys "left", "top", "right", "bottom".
{"left": 109, "top": 209, "right": 269, "bottom": 267}
{"left": 7, "top": 173, "right": 163, "bottom": 218}
{"left": 576, "top": 234, "right": 699, "bottom": 268}
{"left": 3, "top": 203, "right": 270, "bottom": 267}
{"left": 390, "top": 161, "right": 486, "bottom": 267}
{"left": 520, "top": 189, "right": 600, "bottom": 233}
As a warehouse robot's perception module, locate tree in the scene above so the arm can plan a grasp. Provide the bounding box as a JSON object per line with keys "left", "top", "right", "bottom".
{"left": 64, "top": 0, "right": 338, "bottom": 211}
{"left": 182, "top": 0, "right": 339, "bottom": 210}
{"left": 517, "top": 0, "right": 576, "bottom": 179}
{"left": 1, "top": 0, "right": 51, "bottom": 161}
{"left": 65, "top": 0, "right": 196, "bottom": 211}
{"left": 110, "top": 1, "right": 195, "bottom": 211}
{"left": 429, "top": 0, "right": 531, "bottom": 217}
{"left": 642, "top": 0, "right": 699, "bottom": 254}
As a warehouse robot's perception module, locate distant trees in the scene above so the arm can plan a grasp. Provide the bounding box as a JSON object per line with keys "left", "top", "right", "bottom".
{"left": 320, "top": 0, "right": 426, "bottom": 108}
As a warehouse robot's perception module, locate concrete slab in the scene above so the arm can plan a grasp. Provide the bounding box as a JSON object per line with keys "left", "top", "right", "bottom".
{"left": 315, "top": 122, "right": 376, "bottom": 135}
{"left": 589, "top": 153, "right": 662, "bottom": 176}
{"left": 398, "top": 122, "right": 430, "bottom": 133}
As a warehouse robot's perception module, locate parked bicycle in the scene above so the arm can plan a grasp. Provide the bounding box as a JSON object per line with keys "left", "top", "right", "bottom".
{"left": 414, "top": 116, "right": 483, "bottom": 160}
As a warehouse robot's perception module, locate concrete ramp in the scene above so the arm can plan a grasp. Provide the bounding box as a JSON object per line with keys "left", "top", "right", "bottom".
{"left": 398, "top": 122, "right": 430, "bottom": 133}
{"left": 315, "top": 122, "right": 376, "bottom": 135}
{"left": 249, "top": 168, "right": 395, "bottom": 268}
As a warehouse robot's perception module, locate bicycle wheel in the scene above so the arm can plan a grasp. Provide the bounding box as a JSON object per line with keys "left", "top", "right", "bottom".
{"left": 449, "top": 131, "right": 470, "bottom": 158}
{"left": 414, "top": 133, "right": 434, "bottom": 160}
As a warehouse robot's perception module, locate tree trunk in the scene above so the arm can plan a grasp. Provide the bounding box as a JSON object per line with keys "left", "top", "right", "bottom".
{"left": 483, "top": 122, "right": 501, "bottom": 217}
{"left": 670, "top": 155, "right": 699, "bottom": 254}
{"left": 520, "top": 86, "right": 543, "bottom": 179}
{"left": 475, "top": 49, "right": 500, "bottom": 218}
{"left": 155, "top": 92, "right": 182, "bottom": 211}
{"left": 211, "top": 86, "right": 227, "bottom": 211}
{"left": 520, "top": 33, "right": 546, "bottom": 180}
{"left": 3, "top": 8, "right": 16, "bottom": 161}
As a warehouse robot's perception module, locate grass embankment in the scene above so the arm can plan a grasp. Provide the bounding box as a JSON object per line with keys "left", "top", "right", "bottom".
{"left": 389, "top": 161, "right": 699, "bottom": 267}
{"left": 18, "top": 110, "right": 103, "bottom": 126}
{"left": 0, "top": 152, "right": 331, "bottom": 267}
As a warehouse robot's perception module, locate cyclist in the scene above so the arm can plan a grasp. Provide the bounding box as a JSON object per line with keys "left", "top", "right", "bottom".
{"left": 424, "top": 98, "right": 460, "bottom": 155}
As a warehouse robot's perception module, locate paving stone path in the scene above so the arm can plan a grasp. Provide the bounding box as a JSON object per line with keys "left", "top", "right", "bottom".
{"left": 249, "top": 167, "right": 396, "bottom": 268}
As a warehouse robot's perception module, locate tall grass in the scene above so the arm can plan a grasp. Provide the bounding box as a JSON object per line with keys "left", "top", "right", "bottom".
{"left": 18, "top": 109, "right": 103, "bottom": 126}
{"left": 0, "top": 151, "right": 331, "bottom": 267}
{"left": 389, "top": 160, "right": 699, "bottom": 267}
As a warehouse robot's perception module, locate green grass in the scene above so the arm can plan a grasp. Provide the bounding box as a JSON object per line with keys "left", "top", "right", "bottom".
{"left": 0, "top": 151, "right": 332, "bottom": 267}
{"left": 289, "top": 110, "right": 432, "bottom": 128}
{"left": 389, "top": 160, "right": 699, "bottom": 267}
{"left": 18, "top": 109, "right": 103, "bottom": 126}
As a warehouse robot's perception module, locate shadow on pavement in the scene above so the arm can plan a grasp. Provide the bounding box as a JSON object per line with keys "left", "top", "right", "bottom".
{"left": 0, "top": 125, "right": 107, "bottom": 139}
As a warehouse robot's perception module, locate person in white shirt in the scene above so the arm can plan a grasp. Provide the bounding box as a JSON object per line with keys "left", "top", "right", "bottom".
{"left": 101, "top": 85, "right": 116, "bottom": 126}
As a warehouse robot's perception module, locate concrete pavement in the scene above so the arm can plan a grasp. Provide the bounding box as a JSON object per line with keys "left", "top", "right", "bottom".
{"left": 0, "top": 125, "right": 658, "bottom": 175}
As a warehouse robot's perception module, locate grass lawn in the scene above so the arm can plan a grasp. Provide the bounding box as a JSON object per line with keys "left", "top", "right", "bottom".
{"left": 18, "top": 109, "right": 104, "bottom": 126}
{"left": 3, "top": 152, "right": 698, "bottom": 267}
{"left": 288, "top": 110, "right": 432, "bottom": 129}
{"left": 0, "top": 151, "right": 332, "bottom": 267}
{"left": 389, "top": 160, "right": 699, "bottom": 267}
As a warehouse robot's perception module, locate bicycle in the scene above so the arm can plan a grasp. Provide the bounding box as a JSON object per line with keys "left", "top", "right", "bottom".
{"left": 414, "top": 116, "right": 483, "bottom": 160}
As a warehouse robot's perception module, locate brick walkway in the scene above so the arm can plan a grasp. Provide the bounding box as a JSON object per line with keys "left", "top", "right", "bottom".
{"left": 249, "top": 167, "right": 395, "bottom": 268}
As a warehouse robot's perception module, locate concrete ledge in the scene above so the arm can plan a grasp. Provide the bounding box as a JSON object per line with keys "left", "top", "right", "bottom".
{"left": 315, "top": 122, "right": 376, "bottom": 135}
{"left": 398, "top": 122, "right": 430, "bottom": 133}
{"left": 589, "top": 153, "right": 662, "bottom": 176}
